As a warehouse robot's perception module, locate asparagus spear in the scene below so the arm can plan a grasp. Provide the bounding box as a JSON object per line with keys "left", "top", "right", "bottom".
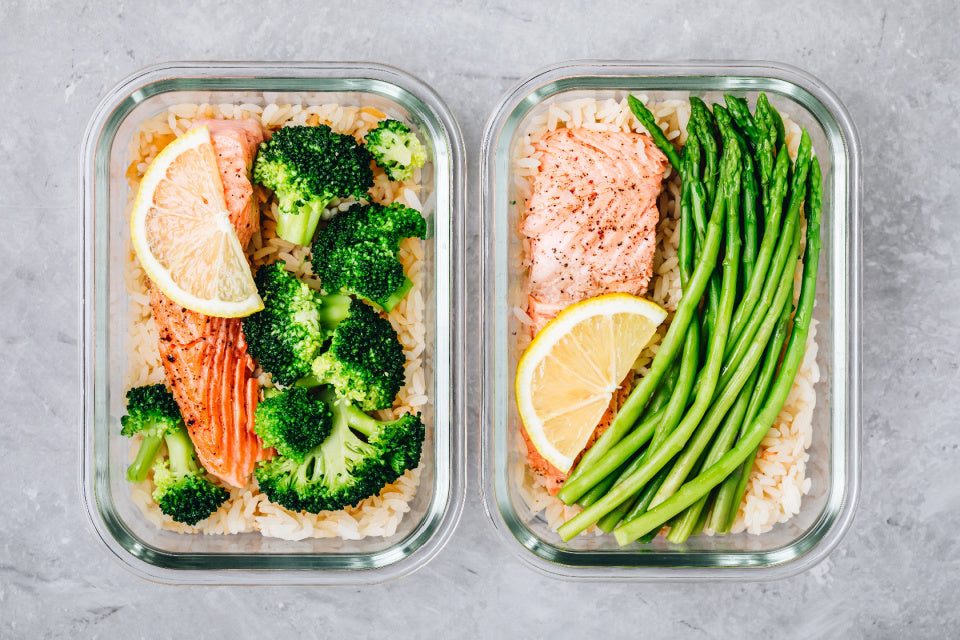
{"left": 721, "top": 134, "right": 811, "bottom": 378}
{"left": 665, "top": 446, "right": 715, "bottom": 543}
{"left": 735, "top": 128, "right": 760, "bottom": 288}
{"left": 723, "top": 95, "right": 761, "bottom": 149}
{"left": 613, "top": 155, "right": 822, "bottom": 546}
{"left": 578, "top": 457, "right": 633, "bottom": 509}
{"left": 710, "top": 299, "right": 793, "bottom": 533}
{"left": 626, "top": 94, "right": 681, "bottom": 170}
{"left": 632, "top": 122, "right": 801, "bottom": 535}
{"left": 757, "top": 93, "right": 786, "bottom": 151}
{"left": 725, "top": 144, "right": 791, "bottom": 348}
{"left": 621, "top": 120, "right": 804, "bottom": 540}
{"left": 648, "top": 217, "right": 800, "bottom": 509}
{"left": 690, "top": 98, "right": 720, "bottom": 211}
{"left": 620, "top": 465, "right": 670, "bottom": 528}
{"left": 689, "top": 99, "right": 723, "bottom": 338}
{"left": 630, "top": 95, "right": 719, "bottom": 327}
{"left": 675, "top": 143, "right": 792, "bottom": 407}
{"left": 665, "top": 367, "right": 757, "bottom": 543}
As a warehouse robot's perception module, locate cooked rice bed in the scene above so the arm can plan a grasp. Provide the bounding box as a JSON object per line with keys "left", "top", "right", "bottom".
{"left": 122, "top": 102, "right": 429, "bottom": 540}
{"left": 509, "top": 96, "right": 819, "bottom": 537}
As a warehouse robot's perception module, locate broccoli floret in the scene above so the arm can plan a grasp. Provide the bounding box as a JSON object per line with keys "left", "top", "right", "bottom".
{"left": 342, "top": 401, "right": 425, "bottom": 480}
{"left": 310, "top": 202, "right": 427, "bottom": 311}
{"left": 120, "top": 384, "right": 183, "bottom": 483}
{"left": 308, "top": 299, "right": 404, "bottom": 411}
{"left": 364, "top": 119, "right": 427, "bottom": 182}
{"left": 255, "top": 394, "right": 425, "bottom": 514}
{"left": 242, "top": 263, "right": 351, "bottom": 386}
{"left": 253, "top": 125, "right": 375, "bottom": 246}
{"left": 151, "top": 426, "right": 229, "bottom": 526}
{"left": 254, "top": 386, "right": 332, "bottom": 462}
{"left": 243, "top": 264, "right": 405, "bottom": 410}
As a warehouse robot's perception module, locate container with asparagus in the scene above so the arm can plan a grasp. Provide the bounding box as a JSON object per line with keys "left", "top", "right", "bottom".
{"left": 553, "top": 92, "right": 823, "bottom": 545}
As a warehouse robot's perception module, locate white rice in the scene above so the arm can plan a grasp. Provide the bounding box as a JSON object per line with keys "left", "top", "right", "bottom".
{"left": 122, "top": 102, "right": 428, "bottom": 540}
{"left": 509, "top": 96, "right": 819, "bottom": 537}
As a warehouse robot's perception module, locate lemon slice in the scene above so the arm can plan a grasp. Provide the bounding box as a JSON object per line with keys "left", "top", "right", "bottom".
{"left": 516, "top": 293, "right": 667, "bottom": 473}
{"left": 130, "top": 125, "right": 262, "bottom": 317}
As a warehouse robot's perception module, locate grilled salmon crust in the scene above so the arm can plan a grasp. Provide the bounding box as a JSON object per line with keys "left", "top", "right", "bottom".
{"left": 151, "top": 289, "right": 269, "bottom": 487}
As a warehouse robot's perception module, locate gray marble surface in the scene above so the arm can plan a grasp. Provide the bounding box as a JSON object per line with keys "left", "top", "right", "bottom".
{"left": 2, "top": 0, "right": 959, "bottom": 637}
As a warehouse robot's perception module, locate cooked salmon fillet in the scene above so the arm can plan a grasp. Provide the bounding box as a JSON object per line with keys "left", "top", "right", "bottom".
{"left": 151, "top": 291, "right": 268, "bottom": 487}
{"left": 148, "top": 118, "right": 270, "bottom": 488}
{"left": 519, "top": 127, "right": 667, "bottom": 490}
{"left": 521, "top": 127, "right": 668, "bottom": 332}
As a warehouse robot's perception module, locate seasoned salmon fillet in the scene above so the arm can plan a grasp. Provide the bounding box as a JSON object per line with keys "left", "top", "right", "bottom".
{"left": 521, "top": 127, "right": 668, "bottom": 331}
{"left": 149, "top": 118, "right": 269, "bottom": 488}
{"left": 519, "top": 127, "right": 667, "bottom": 490}
{"left": 151, "top": 290, "right": 268, "bottom": 487}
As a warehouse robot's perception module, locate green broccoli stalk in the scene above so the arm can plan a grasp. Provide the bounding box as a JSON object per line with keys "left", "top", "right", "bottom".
{"left": 120, "top": 384, "right": 183, "bottom": 483}
{"left": 253, "top": 125, "right": 375, "bottom": 246}
{"left": 310, "top": 202, "right": 427, "bottom": 312}
{"left": 254, "top": 386, "right": 332, "bottom": 462}
{"left": 242, "top": 263, "right": 352, "bottom": 387}
{"left": 363, "top": 119, "right": 427, "bottom": 182}
{"left": 305, "top": 299, "right": 405, "bottom": 411}
{"left": 336, "top": 400, "right": 425, "bottom": 479}
{"left": 151, "top": 426, "right": 229, "bottom": 526}
{"left": 255, "top": 393, "right": 424, "bottom": 514}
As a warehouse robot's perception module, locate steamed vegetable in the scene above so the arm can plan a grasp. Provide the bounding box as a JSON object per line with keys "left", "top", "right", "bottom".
{"left": 364, "top": 119, "right": 427, "bottom": 182}
{"left": 253, "top": 124, "right": 375, "bottom": 246}
{"left": 243, "top": 263, "right": 351, "bottom": 387}
{"left": 310, "top": 202, "right": 427, "bottom": 312}
{"left": 244, "top": 264, "right": 406, "bottom": 411}
{"left": 152, "top": 425, "right": 229, "bottom": 526}
{"left": 255, "top": 391, "right": 425, "bottom": 514}
{"left": 307, "top": 299, "right": 405, "bottom": 411}
{"left": 613, "top": 158, "right": 822, "bottom": 545}
{"left": 120, "top": 384, "right": 184, "bottom": 483}
{"left": 254, "top": 386, "right": 332, "bottom": 462}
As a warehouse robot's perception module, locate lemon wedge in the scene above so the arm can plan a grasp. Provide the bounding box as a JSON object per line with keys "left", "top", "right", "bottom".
{"left": 515, "top": 293, "right": 667, "bottom": 473}
{"left": 130, "top": 125, "right": 262, "bottom": 317}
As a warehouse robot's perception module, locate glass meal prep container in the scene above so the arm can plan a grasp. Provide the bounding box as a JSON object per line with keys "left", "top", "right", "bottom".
{"left": 479, "top": 60, "right": 861, "bottom": 580}
{"left": 79, "top": 61, "right": 466, "bottom": 585}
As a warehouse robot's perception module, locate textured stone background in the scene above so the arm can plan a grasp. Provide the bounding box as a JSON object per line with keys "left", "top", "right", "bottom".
{"left": 2, "top": 0, "right": 958, "bottom": 637}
